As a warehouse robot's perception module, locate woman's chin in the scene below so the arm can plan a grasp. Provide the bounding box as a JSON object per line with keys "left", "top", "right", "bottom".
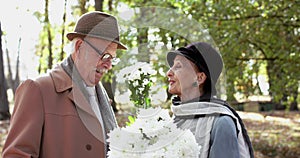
{"left": 168, "top": 89, "right": 178, "bottom": 96}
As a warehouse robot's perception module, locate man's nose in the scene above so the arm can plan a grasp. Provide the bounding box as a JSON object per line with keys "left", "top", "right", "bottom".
{"left": 97, "top": 60, "right": 112, "bottom": 70}
{"left": 104, "top": 61, "right": 113, "bottom": 70}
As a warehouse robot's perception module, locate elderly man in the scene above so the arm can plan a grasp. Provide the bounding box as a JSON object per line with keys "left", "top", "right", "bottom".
{"left": 2, "top": 11, "right": 126, "bottom": 158}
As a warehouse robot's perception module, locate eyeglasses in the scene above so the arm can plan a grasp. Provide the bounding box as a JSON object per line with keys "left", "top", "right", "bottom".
{"left": 84, "top": 40, "right": 120, "bottom": 65}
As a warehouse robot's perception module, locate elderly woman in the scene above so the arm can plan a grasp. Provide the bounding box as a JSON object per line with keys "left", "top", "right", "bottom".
{"left": 166, "top": 42, "right": 254, "bottom": 158}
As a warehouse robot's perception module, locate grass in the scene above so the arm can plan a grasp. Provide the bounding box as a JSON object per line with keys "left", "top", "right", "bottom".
{"left": 240, "top": 111, "right": 300, "bottom": 158}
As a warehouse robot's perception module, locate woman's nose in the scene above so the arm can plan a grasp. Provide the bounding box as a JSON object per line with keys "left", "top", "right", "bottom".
{"left": 166, "top": 68, "right": 173, "bottom": 77}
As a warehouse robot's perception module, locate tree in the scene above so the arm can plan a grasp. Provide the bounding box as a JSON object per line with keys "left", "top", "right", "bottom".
{"left": 60, "top": 0, "right": 68, "bottom": 61}
{"left": 78, "top": 0, "right": 88, "bottom": 14}
{"left": 4, "top": 36, "right": 20, "bottom": 96}
{"left": 35, "top": 0, "right": 54, "bottom": 73}
{"left": 114, "top": 0, "right": 299, "bottom": 110}
{"left": 94, "top": 0, "right": 104, "bottom": 11}
{"left": 45, "top": 0, "right": 53, "bottom": 70}
{"left": 0, "top": 21, "right": 11, "bottom": 120}
{"left": 30, "top": 0, "right": 299, "bottom": 111}
{"left": 185, "top": 0, "right": 300, "bottom": 110}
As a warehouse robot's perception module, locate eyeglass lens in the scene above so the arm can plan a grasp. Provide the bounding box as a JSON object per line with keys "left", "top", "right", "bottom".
{"left": 102, "top": 54, "right": 120, "bottom": 65}
{"left": 84, "top": 40, "right": 120, "bottom": 65}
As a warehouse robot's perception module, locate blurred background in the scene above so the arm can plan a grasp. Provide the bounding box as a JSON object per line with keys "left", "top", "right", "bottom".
{"left": 0, "top": 0, "right": 299, "bottom": 157}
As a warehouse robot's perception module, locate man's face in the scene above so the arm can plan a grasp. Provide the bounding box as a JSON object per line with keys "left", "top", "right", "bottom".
{"left": 74, "top": 37, "right": 118, "bottom": 86}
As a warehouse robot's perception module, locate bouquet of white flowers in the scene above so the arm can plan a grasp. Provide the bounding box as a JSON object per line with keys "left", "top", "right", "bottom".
{"left": 117, "top": 62, "right": 156, "bottom": 108}
{"left": 107, "top": 107, "right": 201, "bottom": 158}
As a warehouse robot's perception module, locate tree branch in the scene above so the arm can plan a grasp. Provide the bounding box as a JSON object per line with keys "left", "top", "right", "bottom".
{"left": 236, "top": 57, "right": 277, "bottom": 61}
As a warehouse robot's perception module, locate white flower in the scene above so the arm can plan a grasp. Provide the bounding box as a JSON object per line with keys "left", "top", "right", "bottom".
{"left": 116, "top": 62, "right": 156, "bottom": 83}
{"left": 142, "top": 78, "right": 150, "bottom": 86}
{"left": 138, "top": 87, "right": 145, "bottom": 93}
{"left": 107, "top": 107, "right": 201, "bottom": 158}
{"left": 132, "top": 80, "right": 139, "bottom": 87}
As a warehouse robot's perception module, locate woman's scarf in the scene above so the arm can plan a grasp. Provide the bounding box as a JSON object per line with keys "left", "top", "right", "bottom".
{"left": 171, "top": 97, "right": 254, "bottom": 158}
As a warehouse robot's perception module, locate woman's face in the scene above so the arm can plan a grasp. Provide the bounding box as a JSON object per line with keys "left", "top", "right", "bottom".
{"left": 166, "top": 55, "right": 201, "bottom": 98}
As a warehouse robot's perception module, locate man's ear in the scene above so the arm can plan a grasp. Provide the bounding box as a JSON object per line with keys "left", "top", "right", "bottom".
{"left": 197, "top": 72, "right": 207, "bottom": 85}
{"left": 75, "top": 39, "right": 83, "bottom": 52}
{"left": 72, "top": 39, "right": 83, "bottom": 59}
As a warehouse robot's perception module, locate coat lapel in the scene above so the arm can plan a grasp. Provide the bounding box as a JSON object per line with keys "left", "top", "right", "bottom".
{"left": 68, "top": 85, "right": 95, "bottom": 116}
{"left": 50, "top": 65, "right": 105, "bottom": 142}
{"left": 69, "top": 86, "right": 105, "bottom": 143}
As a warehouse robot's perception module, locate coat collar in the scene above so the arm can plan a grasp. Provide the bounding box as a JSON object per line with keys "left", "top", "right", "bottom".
{"left": 49, "top": 64, "right": 95, "bottom": 116}
{"left": 53, "top": 56, "right": 102, "bottom": 116}
{"left": 50, "top": 64, "right": 73, "bottom": 93}
{"left": 49, "top": 64, "right": 105, "bottom": 143}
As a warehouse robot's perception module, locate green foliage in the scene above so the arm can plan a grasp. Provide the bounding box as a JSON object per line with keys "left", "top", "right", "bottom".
{"left": 113, "top": 0, "right": 300, "bottom": 108}
{"left": 32, "top": 0, "right": 299, "bottom": 110}
{"left": 125, "top": 115, "right": 136, "bottom": 126}
{"left": 199, "top": 0, "right": 300, "bottom": 107}
{"left": 125, "top": 68, "right": 153, "bottom": 108}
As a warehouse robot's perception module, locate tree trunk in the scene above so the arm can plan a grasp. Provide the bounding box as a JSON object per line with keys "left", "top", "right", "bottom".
{"left": 14, "top": 37, "right": 21, "bottom": 94}
{"left": 266, "top": 60, "right": 282, "bottom": 110}
{"left": 290, "top": 90, "right": 299, "bottom": 111}
{"left": 108, "top": 0, "right": 113, "bottom": 11}
{"left": 79, "top": 0, "right": 88, "bottom": 14}
{"left": 4, "top": 37, "right": 21, "bottom": 96}
{"left": 102, "top": 77, "right": 118, "bottom": 112}
{"left": 0, "top": 21, "right": 11, "bottom": 120}
{"left": 136, "top": 8, "right": 150, "bottom": 63}
{"left": 94, "top": 0, "right": 103, "bottom": 11}
{"left": 37, "top": 45, "right": 45, "bottom": 74}
{"left": 4, "top": 37, "right": 13, "bottom": 91}
{"left": 60, "top": 0, "right": 68, "bottom": 61}
{"left": 45, "top": 0, "right": 53, "bottom": 69}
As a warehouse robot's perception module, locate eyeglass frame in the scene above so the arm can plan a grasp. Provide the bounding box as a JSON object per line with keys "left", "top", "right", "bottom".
{"left": 84, "top": 40, "right": 120, "bottom": 65}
